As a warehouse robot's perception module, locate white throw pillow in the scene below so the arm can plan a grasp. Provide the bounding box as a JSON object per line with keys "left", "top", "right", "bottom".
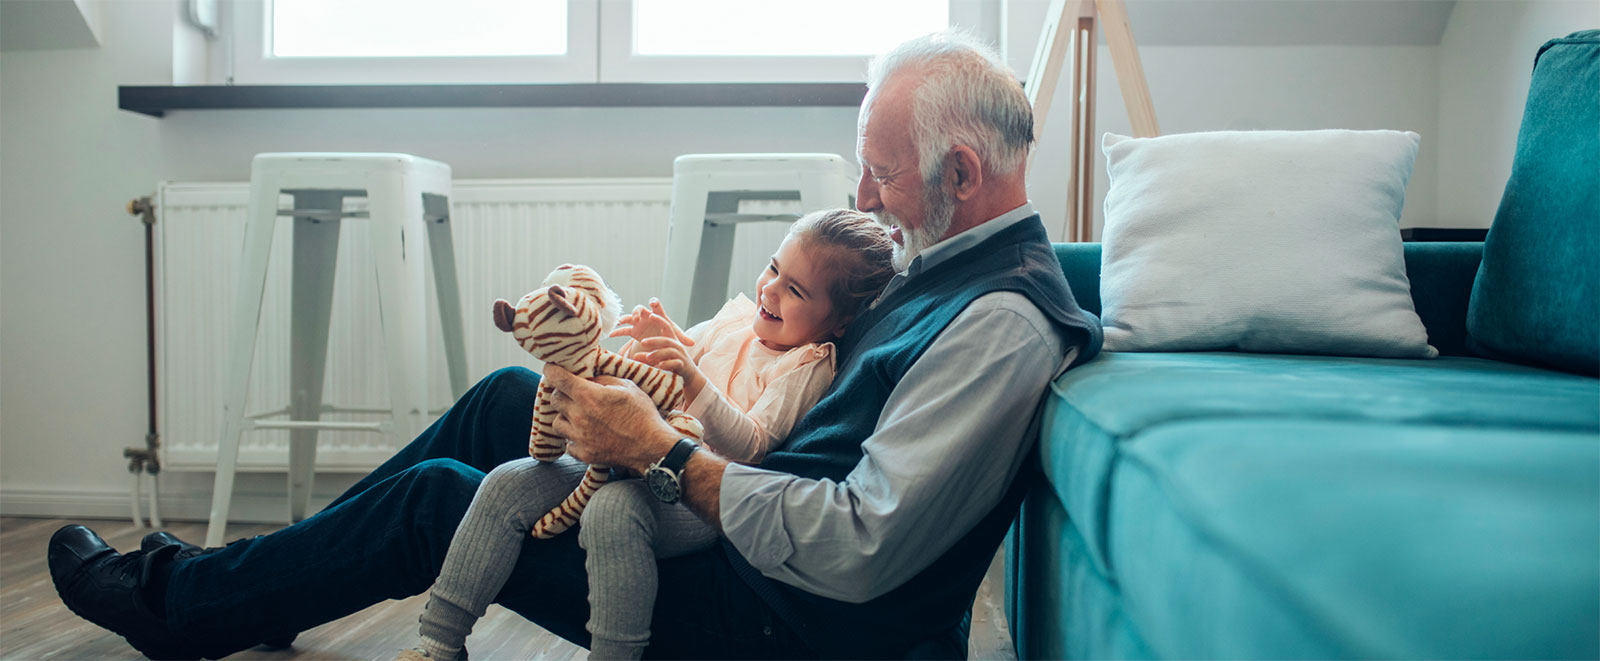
{"left": 1099, "top": 130, "right": 1437, "bottom": 358}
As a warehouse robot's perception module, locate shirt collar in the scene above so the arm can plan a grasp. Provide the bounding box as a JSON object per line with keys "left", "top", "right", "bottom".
{"left": 905, "top": 202, "right": 1036, "bottom": 277}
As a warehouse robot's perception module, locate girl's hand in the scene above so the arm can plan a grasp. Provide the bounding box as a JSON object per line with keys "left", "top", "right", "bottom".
{"left": 609, "top": 299, "right": 695, "bottom": 346}
{"left": 633, "top": 335, "right": 707, "bottom": 402}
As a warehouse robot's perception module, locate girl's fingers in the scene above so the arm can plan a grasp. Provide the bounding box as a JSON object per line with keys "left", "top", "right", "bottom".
{"left": 658, "top": 359, "right": 685, "bottom": 373}
{"left": 648, "top": 299, "right": 696, "bottom": 346}
{"left": 638, "top": 346, "right": 686, "bottom": 366}
{"left": 635, "top": 336, "right": 684, "bottom": 353}
{"left": 635, "top": 337, "right": 682, "bottom": 358}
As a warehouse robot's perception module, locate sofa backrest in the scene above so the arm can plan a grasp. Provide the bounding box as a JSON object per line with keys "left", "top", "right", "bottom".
{"left": 1053, "top": 242, "right": 1484, "bottom": 358}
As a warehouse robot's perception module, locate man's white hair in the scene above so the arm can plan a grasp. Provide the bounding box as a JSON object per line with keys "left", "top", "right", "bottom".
{"left": 864, "top": 30, "right": 1034, "bottom": 185}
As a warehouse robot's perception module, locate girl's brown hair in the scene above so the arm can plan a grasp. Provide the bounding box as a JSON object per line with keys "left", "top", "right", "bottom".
{"left": 787, "top": 209, "right": 898, "bottom": 321}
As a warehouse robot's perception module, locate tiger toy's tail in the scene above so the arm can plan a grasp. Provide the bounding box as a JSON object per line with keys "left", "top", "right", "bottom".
{"left": 528, "top": 411, "right": 702, "bottom": 539}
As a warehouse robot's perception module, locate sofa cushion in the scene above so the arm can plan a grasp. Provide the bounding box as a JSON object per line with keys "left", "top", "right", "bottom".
{"left": 1098, "top": 130, "right": 1436, "bottom": 359}
{"left": 1037, "top": 351, "right": 1600, "bottom": 657}
{"left": 1111, "top": 419, "right": 1598, "bottom": 658}
{"left": 1467, "top": 30, "right": 1600, "bottom": 376}
{"left": 1041, "top": 352, "right": 1599, "bottom": 574}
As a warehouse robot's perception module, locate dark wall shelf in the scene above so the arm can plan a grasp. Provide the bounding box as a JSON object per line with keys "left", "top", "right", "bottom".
{"left": 117, "top": 83, "right": 869, "bottom": 118}
{"left": 1400, "top": 228, "right": 1490, "bottom": 242}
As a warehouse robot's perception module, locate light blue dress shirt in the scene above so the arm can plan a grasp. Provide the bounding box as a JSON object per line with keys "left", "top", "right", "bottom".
{"left": 718, "top": 203, "right": 1080, "bottom": 603}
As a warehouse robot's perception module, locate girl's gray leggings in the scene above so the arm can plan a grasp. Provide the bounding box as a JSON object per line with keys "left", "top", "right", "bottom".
{"left": 420, "top": 456, "right": 718, "bottom": 660}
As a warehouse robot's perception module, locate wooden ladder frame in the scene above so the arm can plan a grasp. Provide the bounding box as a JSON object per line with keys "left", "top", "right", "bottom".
{"left": 1026, "top": 0, "right": 1159, "bottom": 242}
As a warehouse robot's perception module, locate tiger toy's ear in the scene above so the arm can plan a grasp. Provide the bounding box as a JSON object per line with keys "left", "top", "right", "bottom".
{"left": 493, "top": 299, "right": 517, "bottom": 333}
{"left": 547, "top": 285, "right": 580, "bottom": 317}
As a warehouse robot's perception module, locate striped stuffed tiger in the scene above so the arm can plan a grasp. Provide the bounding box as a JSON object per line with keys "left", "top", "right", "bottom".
{"left": 492, "top": 264, "right": 703, "bottom": 539}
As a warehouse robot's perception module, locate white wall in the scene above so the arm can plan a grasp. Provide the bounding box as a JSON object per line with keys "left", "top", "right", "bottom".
{"left": 3, "top": 0, "right": 1593, "bottom": 522}
{"left": 1436, "top": 0, "right": 1599, "bottom": 226}
{"left": 2, "top": 1, "right": 174, "bottom": 519}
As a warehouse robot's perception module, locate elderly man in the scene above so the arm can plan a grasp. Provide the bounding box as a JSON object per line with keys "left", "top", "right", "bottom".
{"left": 48, "top": 30, "right": 1100, "bottom": 659}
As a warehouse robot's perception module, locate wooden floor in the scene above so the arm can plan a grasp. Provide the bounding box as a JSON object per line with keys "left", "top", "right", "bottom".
{"left": 0, "top": 517, "right": 1016, "bottom": 660}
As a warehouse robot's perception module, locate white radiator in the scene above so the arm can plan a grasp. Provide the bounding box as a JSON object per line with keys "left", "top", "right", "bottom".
{"left": 154, "top": 178, "right": 797, "bottom": 472}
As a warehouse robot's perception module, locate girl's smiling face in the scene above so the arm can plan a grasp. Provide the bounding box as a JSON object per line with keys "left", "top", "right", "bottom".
{"left": 752, "top": 236, "right": 851, "bottom": 351}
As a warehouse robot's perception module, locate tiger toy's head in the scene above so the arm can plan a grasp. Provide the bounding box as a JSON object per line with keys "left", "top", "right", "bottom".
{"left": 493, "top": 264, "right": 622, "bottom": 375}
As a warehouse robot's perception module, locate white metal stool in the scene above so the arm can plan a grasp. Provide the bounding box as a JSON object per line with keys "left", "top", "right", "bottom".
{"left": 660, "top": 153, "right": 860, "bottom": 325}
{"left": 206, "top": 153, "right": 470, "bottom": 547}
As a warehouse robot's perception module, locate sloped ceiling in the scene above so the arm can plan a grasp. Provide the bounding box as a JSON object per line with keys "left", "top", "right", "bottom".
{"left": 1, "top": 0, "right": 103, "bottom": 52}
{"left": 1120, "top": 0, "right": 1457, "bottom": 46}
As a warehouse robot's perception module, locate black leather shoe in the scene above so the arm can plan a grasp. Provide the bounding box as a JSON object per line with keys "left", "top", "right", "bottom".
{"left": 136, "top": 531, "right": 298, "bottom": 651}
{"left": 140, "top": 531, "right": 206, "bottom": 559}
{"left": 49, "top": 525, "right": 199, "bottom": 660}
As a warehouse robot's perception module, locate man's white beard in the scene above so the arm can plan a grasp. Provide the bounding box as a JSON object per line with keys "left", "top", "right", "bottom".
{"left": 878, "top": 182, "right": 956, "bottom": 272}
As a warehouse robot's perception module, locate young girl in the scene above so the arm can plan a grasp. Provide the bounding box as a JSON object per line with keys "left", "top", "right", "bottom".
{"left": 401, "top": 208, "right": 897, "bottom": 661}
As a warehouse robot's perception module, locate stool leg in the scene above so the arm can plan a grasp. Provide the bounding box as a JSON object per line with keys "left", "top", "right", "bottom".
{"left": 423, "top": 193, "right": 469, "bottom": 400}
{"left": 367, "top": 180, "right": 429, "bottom": 445}
{"left": 207, "top": 178, "right": 280, "bottom": 548}
{"left": 690, "top": 191, "right": 741, "bottom": 324}
{"left": 661, "top": 174, "right": 711, "bottom": 326}
{"left": 286, "top": 192, "right": 343, "bottom": 523}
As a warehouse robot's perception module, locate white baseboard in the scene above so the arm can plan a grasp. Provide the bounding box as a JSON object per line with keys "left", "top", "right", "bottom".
{"left": 0, "top": 487, "right": 339, "bottom": 524}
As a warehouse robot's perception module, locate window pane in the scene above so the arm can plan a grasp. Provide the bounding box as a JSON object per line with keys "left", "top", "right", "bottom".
{"left": 272, "top": 0, "right": 567, "bottom": 57}
{"left": 634, "top": 0, "right": 948, "bottom": 56}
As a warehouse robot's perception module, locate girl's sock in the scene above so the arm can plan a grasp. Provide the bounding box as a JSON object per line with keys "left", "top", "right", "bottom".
{"left": 416, "top": 594, "right": 473, "bottom": 660}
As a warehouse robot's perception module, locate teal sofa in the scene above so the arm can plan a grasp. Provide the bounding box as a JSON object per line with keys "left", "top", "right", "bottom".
{"left": 1005, "top": 31, "right": 1600, "bottom": 659}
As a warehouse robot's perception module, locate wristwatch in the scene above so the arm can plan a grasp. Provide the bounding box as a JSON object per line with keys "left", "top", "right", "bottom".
{"left": 645, "top": 438, "right": 699, "bottom": 504}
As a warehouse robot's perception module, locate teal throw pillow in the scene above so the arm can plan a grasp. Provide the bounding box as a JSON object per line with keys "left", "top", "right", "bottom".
{"left": 1467, "top": 30, "right": 1600, "bottom": 376}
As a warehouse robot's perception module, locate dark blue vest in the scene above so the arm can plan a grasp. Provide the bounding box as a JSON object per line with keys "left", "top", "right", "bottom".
{"left": 721, "top": 215, "right": 1102, "bottom": 658}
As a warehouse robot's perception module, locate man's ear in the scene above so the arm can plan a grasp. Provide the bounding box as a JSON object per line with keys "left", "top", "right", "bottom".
{"left": 945, "top": 145, "right": 983, "bottom": 202}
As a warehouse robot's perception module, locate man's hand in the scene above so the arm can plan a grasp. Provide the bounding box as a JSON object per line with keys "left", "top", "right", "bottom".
{"left": 543, "top": 364, "right": 731, "bottom": 529}
{"left": 543, "top": 365, "right": 680, "bottom": 474}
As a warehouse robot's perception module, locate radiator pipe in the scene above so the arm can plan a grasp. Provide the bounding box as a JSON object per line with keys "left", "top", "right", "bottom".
{"left": 125, "top": 196, "right": 162, "bottom": 528}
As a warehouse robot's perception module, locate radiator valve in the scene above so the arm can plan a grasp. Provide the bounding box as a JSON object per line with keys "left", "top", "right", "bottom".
{"left": 128, "top": 196, "right": 155, "bottom": 225}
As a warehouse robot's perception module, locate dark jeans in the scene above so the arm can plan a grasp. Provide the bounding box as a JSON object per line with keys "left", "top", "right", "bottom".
{"left": 162, "top": 367, "right": 805, "bottom": 660}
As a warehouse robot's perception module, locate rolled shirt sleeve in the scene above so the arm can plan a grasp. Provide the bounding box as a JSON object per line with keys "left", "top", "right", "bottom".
{"left": 718, "top": 291, "right": 1074, "bottom": 603}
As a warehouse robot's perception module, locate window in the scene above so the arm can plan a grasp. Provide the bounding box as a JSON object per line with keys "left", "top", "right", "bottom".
{"left": 228, "top": 0, "right": 599, "bottom": 84}
{"left": 602, "top": 0, "right": 970, "bottom": 82}
{"left": 222, "top": 0, "right": 992, "bottom": 85}
{"left": 271, "top": 0, "right": 567, "bottom": 57}
{"left": 634, "top": 1, "right": 945, "bottom": 56}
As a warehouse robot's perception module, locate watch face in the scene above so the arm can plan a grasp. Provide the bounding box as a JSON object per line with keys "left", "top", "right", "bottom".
{"left": 646, "top": 467, "right": 681, "bottom": 503}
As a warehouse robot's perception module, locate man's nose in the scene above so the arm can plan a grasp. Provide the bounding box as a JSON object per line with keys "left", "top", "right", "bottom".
{"left": 856, "top": 168, "right": 881, "bottom": 212}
